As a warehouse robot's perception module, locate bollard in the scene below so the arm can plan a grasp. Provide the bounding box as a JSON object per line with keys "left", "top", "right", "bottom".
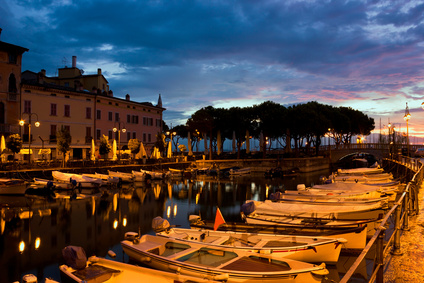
{"left": 391, "top": 203, "right": 403, "bottom": 255}
{"left": 375, "top": 226, "right": 386, "bottom": 283}
{"left": 403, "top": 188, "right": 410, "bottom": 231}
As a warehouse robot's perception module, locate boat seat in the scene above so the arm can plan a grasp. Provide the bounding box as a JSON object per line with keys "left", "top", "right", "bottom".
{"left": 210, "top": 236, "right": 230, "bottom": 245}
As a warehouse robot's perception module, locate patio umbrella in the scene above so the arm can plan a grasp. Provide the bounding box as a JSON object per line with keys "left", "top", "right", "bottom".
{"left": 167, "top": 141, "right": 172, "bottom": 158}
{"left": 187, "top": 132, "right": 193, "bottom": 156}
{"left": 140, "top": 142, "right": 147, "bottom": 157}
{"left": 91, "top": 139, "right": 96, "bottom": 161}
{"left": 246, "top": 130, "right": 250, "bottom": 154}
{"left": 112, "top": 140, "right": 117, "bottom": 160}
{"left": 217, "top": 130, "right": 222, "bottom": 156}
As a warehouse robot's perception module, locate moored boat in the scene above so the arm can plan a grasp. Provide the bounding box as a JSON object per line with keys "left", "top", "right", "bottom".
{"left": 0, "top": 178, "right": 28, "bottom": 195}
{"left": 108, "top": 170, "right": 134, "bottom": 183}
{"left": 152, "top": 217, "right": 345, "bottom": 264}
{"left": 121, "top": 233, "right": 329, "bottom": 283}
{"left": 52, "top": 171, "right": 102, "bottom": 188}
{"left": 188, "top": 215, "right": 367, "bottom": 250}
{"left": 60, "top": 246, "right": 219, "bottom": 283}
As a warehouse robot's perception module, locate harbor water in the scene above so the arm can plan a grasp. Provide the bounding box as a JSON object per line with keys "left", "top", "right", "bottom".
{"left": 0, "top": 169, "right": 373, "bottom": 283}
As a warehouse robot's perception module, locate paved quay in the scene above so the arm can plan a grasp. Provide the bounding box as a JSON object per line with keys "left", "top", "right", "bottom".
{"left": 384, "top": 184, "right": 424, "bottom": 282}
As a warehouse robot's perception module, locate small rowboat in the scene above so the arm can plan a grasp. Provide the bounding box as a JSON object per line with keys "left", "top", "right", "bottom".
{"left": 60, "top": 247, "right": 219, "bottom": 283}
{"left": 108, "top": 170, "right": 134, "bottom": 183}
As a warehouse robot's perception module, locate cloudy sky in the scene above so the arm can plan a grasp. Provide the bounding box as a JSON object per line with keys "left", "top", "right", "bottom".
{"left": 2, "top": 0, "right": 424, "bottom": 140}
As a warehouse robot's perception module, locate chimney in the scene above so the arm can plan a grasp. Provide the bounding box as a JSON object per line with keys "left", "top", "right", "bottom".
{"left": 126, "top": 94, "right": 130, "bottom": 101}
{"left": 72, "top": 56, "right": 77, "bottom": 68}
{"left": 98, "top": 68, "right": 102, "bottom": 75}
{"left": 40, "top": 69, "right": 46, "bottom": 76}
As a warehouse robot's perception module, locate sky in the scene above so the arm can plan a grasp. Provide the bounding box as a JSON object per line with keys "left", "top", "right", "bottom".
{"left": 2, "top": 0, "right": 424, "bottom": 142}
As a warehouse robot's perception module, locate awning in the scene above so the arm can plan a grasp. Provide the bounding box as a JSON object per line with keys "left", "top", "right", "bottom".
{"left": 19, "top": 149, "right": 33, "bottom": 154}
{"left": 38, "top": 148, "right": 51, "bottom": 155}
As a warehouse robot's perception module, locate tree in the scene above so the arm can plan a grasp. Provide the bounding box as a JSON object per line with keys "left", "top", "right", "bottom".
{"left": 6, "top": 134, "right": 22, "bottom": 162}
{"left": 154, "top": 132, "right": 166, "bottom": 155}
{"left": 128, "top": 138, "right": 140, "bottom": 159}
{"left": 99, "top": 135, "right": 112, "bottom": 159}
{"left": 57, "top": 126, "right": 72, "bottom": 167}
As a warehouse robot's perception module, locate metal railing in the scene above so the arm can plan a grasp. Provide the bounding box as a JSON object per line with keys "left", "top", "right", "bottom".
{"left": 340, "top": 157, "right": 423, "bottom": 283}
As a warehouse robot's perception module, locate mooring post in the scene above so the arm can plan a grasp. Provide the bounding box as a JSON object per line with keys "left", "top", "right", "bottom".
{"left": 391, "top": 202, "right": 403, "bottom": 255}
{"left": 375, "top": 226, "right": 386, "bottom": 283}
{"left": 403, "top": 188, "right": 410, "bottom": 231}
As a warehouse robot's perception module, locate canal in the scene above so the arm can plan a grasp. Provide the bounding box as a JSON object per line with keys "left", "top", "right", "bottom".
{"left": 0, "top": 168, "right": 373, "bottom": 283}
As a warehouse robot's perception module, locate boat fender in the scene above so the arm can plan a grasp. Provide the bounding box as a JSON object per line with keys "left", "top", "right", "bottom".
{"left": 168, "top": 265, "right": 181, "bottom": 273}
{"left": 259, "top": 249, "right": 271, "bottom": 254}
{"left": 107, "top": 250, "right": 116, "bottom": 258}
{"left": 311, "top": 263, "right": 329, "bottom": 276}
{"left": 214, "top": 273, "right": 229, "bottom": 281}
{"left": 297, "top": 184, "right": 306, "bottom": 191}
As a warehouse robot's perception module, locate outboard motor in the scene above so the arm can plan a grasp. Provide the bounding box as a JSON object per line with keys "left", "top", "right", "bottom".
{"left": 62, "top": 246, "right": 87, "bottom": 270}
{"left": 240, "top": 201, "right": 257, "bottom": 216}
{"left": 152, "top": 216, "right": 170, "bottom": 232}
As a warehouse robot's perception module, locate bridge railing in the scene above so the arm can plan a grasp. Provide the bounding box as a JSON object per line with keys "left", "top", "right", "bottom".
{"left": 339, "top": 158, "right": 423, "bottom": 283}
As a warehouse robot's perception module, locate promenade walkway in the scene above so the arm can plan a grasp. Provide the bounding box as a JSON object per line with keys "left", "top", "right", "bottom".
{"left": 384, "top": 184, "right": 424, "bottom": 282}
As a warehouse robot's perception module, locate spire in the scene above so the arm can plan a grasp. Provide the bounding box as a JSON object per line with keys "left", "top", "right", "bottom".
{"left": 157, "top": 94, "right": 162, "bottom": 108}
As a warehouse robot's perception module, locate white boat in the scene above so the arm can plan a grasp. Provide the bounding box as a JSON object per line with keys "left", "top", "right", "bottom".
{"left": 121, "top": 233, "right": 329, "bottom": 283}
{"left": 152, "top": 217, "right": 345, "bottom": 264}
{"left": 131, "top": 170, "right": 147, "bottom": 181}
{"left": 108, "top": 170, "right": 134, "bottom": 183}
{"left": 189, "top": 215, "right": 367, "bottom": 250}
{"left": 271, "top": 192, "right": 389, "bottom": 206}
{"left": 331, "top": 172, "right": 393, "bottom": 184}
{"left": 52, "top": 171, "right": 102, "bottom": 188}
{"left": 33, "top": 178, "right": 74, "bottom": 190}
{"left": 0, "top": 178, "right": 28, "bottom": 195}
{"left": 241, "top": 199, "right": 386, "bottom": 222}
{"left": 229, "top": 167, "right": 251, "bottom": 175}
{"left": 140, "top": 169, "right": 169, "bottom": 179}
{"left": 60, "top": 247, "right": 219, "bottom": 283}
{"left": 83, "top": 173, "right": 120, "bottom": 186}
{"left": 336, "top": 167, "right": 385, "bottom": 175}
{"left": 168, "top": 168, "right": 184, "bottom": 177}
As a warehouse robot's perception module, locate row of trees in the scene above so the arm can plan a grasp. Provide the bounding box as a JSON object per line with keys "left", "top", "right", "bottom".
{"left": 163, "top": 101, "right": 375, "bottom": 158}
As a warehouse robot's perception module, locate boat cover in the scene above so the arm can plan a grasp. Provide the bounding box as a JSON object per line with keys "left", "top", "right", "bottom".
{"left": 152, "top": 216, "right": 170, "bottom": 232}
{"left": 62, "top": 246, "right": 87, "bottom": 270}
{"left": 241, "top": 201, "right": 257, "bottom": 216}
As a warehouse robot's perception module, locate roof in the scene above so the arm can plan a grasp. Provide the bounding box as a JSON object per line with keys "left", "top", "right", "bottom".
{"left": 0, "top": 41, "right": 29, "bottom": 54}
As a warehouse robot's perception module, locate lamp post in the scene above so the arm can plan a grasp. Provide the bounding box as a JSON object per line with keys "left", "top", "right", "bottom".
{"left": 113, "top": 119, "right": 126, "bottom": 160}
{"left": 404, "top": 103, "right": 411, "bottom": 157}
{"left": 388, "top": 122, "right": 392, "bottom": 158}
{"left": 19, "top": 113, "right": 40, "bottom": 164}
{"left": 166, "top": 130, "right": 176, "bottom": 153}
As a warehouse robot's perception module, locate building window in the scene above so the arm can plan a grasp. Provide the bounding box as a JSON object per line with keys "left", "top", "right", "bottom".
{"left": 96, "top": 129, "right": 101, "bottom": 140}
{"left": 127, "top": 114, "right": 131, "bottom": 124}
{"left": 50, "top": 104, "right": 57, "bottom": 116}
{"left": 143, "top": 133, "right": 146, "bottom": 142}
{"left": 96, "top": 110, "right": 101, "bottom": 120}
{"left": 115, "top": 113, "right": 119, "bottom": 122}
{"left": 64, "top": 105, "right": 70, "bottom": 117}
{"left": 132, "top": 132, "right": 136, "bottom": 139}
{"left": 8, "top": 74, "right": 17, "bottom": 93}
{"left": 8, "top": 52, "right": 17, "bottom": 64}
{"left": 108, "top": 112, "right": 113, "bottom": 121}
{"left": 127, "top": 132, "right": 131, "bottom": 141}
{"left": 24, "top": 100, "right": 31, "bottom": 113}
{"left": 86, "top": 127, "right": 91, "bottom": 143}
{"left": 86, "top": 107, "right": 92, "bottom": 119}
{"left": 108, "top": 130, "right": 113, "bottom": 140}
{"left": 133, "top": 115, "right": 139, "bottom": 124}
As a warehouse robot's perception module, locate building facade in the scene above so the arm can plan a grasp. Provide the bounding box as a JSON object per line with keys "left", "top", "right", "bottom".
{"left": 0, "top": 32, "right": 165, "bottom": 162}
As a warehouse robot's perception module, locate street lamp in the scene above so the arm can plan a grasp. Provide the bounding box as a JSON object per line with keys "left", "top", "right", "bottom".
{"left": 404, "top": 103, "right": 411, "bottom": 157}
{"left": 113, "top": 120, "right": 126, "bottom": 160}
{"left": 19, "top": 112, "right": 40, "bottom": 164}
{"left": 166, "top": 130, "right": 176, "bottom": 153}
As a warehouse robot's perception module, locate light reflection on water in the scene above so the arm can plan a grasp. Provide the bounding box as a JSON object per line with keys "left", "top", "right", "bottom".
{"left": 0, "top": 169, "right": 369, "bottom": 283}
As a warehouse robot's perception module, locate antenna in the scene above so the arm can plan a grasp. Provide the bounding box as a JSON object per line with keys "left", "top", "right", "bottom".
{"left": 62, "top": 57, "right": 68, "bottom": 67}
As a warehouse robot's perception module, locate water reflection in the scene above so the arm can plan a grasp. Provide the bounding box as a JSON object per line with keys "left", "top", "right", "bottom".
{"left": 0, "top": 169, "right": 370, "bottom": 283}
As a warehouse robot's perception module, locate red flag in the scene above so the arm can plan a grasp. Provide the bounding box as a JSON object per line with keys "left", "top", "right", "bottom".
{"left": 214, "top": 207, "right": 226, "bottom": 231}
